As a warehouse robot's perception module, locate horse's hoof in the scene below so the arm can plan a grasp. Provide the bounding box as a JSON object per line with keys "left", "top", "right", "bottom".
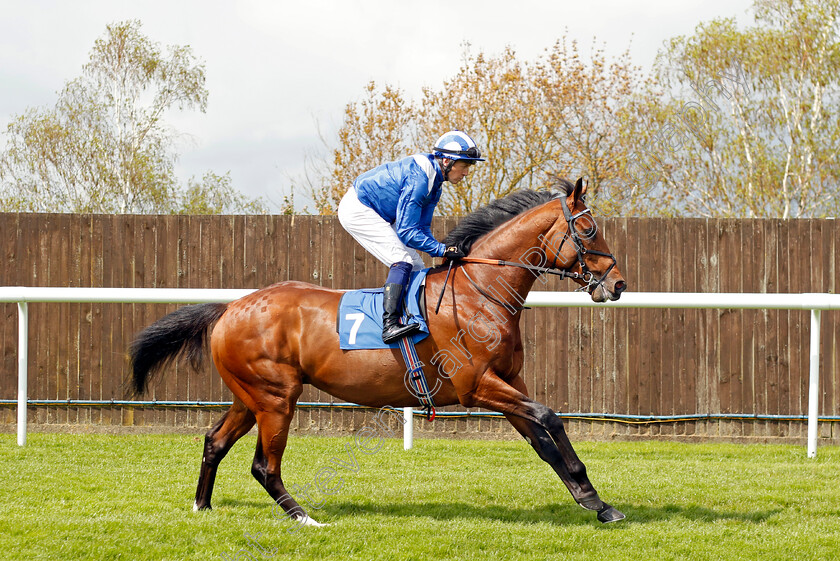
{"left": 597, "top": 503, "right": 625, "bottom": 523}
{"left": 193, "top": 501, "right": 211, "bottom": 512}
{"left": 578, "top": 496, "right": 603, "bottom": 511}
{"left": 293, "top": 513, "right": 329, "bottom": 528}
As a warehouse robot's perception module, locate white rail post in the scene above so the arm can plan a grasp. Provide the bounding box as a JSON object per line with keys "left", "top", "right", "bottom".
{"left": 17, "top": 302, "right": 28, "bottom": 446}
{"left": 403, "top": 407, "right": 413, "bottom": 450}
{"left": 807, "top": 309, "right": 821, "bottom": 458}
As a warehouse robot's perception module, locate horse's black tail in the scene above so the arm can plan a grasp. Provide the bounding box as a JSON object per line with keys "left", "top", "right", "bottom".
{"left": 129, "top": 303, "right": 228, "bottom": 397}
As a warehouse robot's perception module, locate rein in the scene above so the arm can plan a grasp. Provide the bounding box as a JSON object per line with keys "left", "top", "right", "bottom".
{"left": 458, "top": 263, "right": 530, "bottom": 311}
{"left": 433, "top": 198, "right": 617, "bottom": 314}
{"left": 458, "top": 257, "right": 593, "bottom": 281}
{"left": 433, "top": 258, "right": 595, "bottom": 314}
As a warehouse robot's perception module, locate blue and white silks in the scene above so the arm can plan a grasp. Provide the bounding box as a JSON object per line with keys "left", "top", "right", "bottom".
{"left": 353, "top": 154, "right": 447, "bottom": 258}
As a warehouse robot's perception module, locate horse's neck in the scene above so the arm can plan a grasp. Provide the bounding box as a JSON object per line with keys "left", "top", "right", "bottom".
{"left": 467, "top": 205, "right": 559, "bottom": 312}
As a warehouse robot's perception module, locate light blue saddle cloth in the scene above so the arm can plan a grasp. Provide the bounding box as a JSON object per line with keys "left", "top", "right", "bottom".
{"left": 337, "top": 269, "right": 429, "bottom": 350}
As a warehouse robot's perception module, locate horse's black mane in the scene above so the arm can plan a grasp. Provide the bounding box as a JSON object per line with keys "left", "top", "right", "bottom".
{"left": 443, "top": 180, "right": 574, "bottom": 253}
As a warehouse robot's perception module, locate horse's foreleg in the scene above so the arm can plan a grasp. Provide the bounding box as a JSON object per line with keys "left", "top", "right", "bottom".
{"left": 467, "top": 372, "right": 624, "bottom": 523}
{"left": 503, "top": 374, "right": 600, "bottom": 505}
{"left": 501, "top": 412, "right": 590, "bottom": 499}
{"left": 503, "top": 412, "right": 623, "bottom": 522}
{"left": 194, "top": 396, "right": 256, "bottom": 511}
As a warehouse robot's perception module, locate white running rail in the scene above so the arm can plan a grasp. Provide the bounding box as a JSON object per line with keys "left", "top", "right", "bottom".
{"left": 2, "top": 287, "right": 838, "bottom": 457}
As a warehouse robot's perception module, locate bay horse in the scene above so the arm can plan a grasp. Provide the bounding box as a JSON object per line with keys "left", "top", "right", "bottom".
{"left": 130, "top": 178, "right": 627, "bottom": 525}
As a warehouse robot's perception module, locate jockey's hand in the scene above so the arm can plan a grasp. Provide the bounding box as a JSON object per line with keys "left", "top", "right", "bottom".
{"left": 443, "top": 245, "right": 466, "bottom": 260}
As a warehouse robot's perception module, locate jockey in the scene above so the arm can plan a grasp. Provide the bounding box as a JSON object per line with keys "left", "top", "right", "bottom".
{"left": 337, "top": 130, "right": 485, "bottom": 344}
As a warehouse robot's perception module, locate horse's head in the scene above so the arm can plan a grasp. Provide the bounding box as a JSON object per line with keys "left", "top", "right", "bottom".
{"left": 543, "top": 178, "right": 627, "bottom": 302}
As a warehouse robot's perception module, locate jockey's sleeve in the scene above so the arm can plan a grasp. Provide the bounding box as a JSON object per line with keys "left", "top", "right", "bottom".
{"left": 395, "top": 170, "right": 446, "bottom": 258}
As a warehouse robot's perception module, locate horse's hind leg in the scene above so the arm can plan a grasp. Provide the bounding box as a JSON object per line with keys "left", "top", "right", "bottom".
{"left": 194, "top": 396, "right": 256, "bottom": 511}
{"left": 247, "top": 370, "right": 326, "bottom": 528}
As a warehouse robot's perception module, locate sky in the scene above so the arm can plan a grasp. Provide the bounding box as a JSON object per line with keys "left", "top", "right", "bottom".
{"left": 0, "top": 0, "right": 755, "bottom": 210}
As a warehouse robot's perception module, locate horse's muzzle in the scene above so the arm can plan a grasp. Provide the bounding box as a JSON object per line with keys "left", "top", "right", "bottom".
{"left": 591, "top": 279, "right": 626, "bottom": 303}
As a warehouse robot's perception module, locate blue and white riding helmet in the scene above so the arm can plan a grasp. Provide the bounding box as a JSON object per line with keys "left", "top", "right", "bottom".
{"left": 432, "top": 131, "right": 486, "bottom": 163}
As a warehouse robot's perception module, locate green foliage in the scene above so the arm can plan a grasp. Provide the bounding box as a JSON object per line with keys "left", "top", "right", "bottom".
{"left": 1, "top": 432, "right": 839, "bottom": 560}
{"left": 178, "top": 172, "right": 268, "bottom": 215}
{"left": 279, "top": 185, "right": 307, "bottom": 215}
{"left": 420, "top": 46, "right": 559, "bottom": 215}
{"left": 533, "top": 38, "right": 650, "bottom": 217}
{"left": 624, "top": 0, "right": 840, "bottom": 218}
{"left": 0, "top": 20, "right": 265, "bottom": 215}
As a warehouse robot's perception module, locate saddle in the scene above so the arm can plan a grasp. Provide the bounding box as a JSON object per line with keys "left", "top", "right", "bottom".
{"left": 336, "top": 268, "right": 436, "bottom": 419}
{"left": 336, "top": 269, "right": 429, "bottom": 350}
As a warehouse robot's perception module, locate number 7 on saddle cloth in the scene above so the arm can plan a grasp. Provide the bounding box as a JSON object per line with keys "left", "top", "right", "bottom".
{"left": 337, "top": 269, "right": 430, "bottom": 350}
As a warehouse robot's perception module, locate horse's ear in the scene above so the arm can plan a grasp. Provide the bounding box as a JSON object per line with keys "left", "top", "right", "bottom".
{"left": 573, "top": 177, "right": 587, "bottom": 200}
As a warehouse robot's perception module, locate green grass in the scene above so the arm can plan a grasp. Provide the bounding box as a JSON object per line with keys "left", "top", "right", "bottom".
{"left": 1, "top": 432, "right": 839, "bottom": 560}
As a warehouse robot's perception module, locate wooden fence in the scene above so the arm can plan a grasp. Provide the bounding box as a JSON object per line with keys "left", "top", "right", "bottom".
{"left": 1, "top": 213, "right": 838, "bottom": 443}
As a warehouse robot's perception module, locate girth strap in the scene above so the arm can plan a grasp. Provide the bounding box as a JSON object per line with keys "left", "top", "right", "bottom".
{"left": 396, "top": 335, "right": 436, "bottom": 421}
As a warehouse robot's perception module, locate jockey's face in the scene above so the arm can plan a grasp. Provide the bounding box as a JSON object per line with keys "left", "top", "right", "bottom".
{"left": 446, "top": 160, "right": 473, "bottom": 184}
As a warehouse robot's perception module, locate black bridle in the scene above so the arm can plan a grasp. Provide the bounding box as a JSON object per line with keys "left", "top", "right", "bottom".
{"left": 434, "top": 197, "right": 617, "bottom": 314}
{"left": 555, "top": 198, "right": 617, "bottom": 294}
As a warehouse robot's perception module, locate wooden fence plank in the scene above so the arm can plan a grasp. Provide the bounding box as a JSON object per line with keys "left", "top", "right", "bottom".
{"left": 609, "top": 218, "right": 629, "bottom": 435}
{"left": 826, "top": 225, "right": 835, "bottom": 438}
{"left": 0, "top": 215, "right": 19, "bottom": 407}
{"left": 101, "top": 215, "right": 120, "bottom": 425}
{"left": 765, "top": 221, "right": 782, "bottom": 431}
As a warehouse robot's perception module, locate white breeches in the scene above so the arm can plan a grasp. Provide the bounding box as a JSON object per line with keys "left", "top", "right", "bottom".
{"left": 337, "top": 188, "right": 425, "bottom": 271}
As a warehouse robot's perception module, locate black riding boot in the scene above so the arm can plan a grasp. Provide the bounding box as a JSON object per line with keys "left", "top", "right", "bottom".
{"left": 382, "top": 282, "right": 420, "bottom": 344}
